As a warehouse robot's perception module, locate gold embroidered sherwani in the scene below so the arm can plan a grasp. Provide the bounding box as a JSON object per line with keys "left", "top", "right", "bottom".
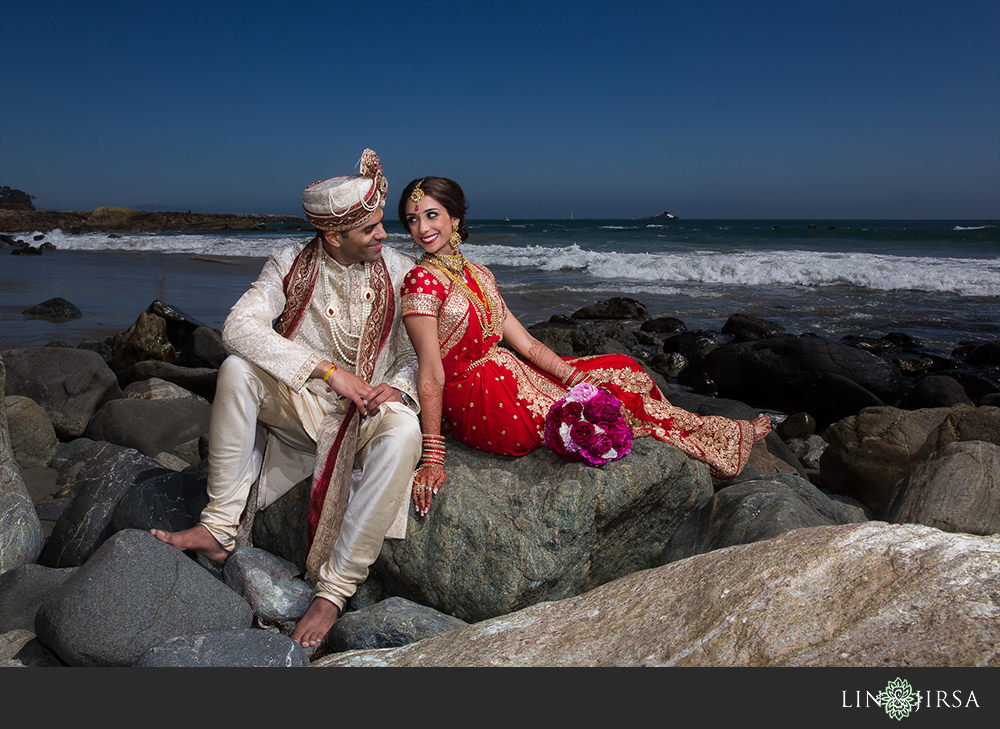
{"left": 200, "top": 241, "right": 420, "bottom": 612}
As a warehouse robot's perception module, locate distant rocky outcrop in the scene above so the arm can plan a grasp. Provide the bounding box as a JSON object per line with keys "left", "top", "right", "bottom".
{"left": 0, "top": 207, "right": 308, "bottom": 234}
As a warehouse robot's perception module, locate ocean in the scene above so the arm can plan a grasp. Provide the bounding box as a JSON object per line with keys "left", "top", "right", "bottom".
{"left": 2, "top": 219, "right": 998, "bottom": 353}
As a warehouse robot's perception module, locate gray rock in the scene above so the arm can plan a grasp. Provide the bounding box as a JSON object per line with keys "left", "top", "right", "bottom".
{"left": 0, "top": 629, "right": 64, "bottom": 667}
{"left": 223, "top": 547, "right": 314, "bottom": 633}
{"left": 785, "top": 434, "right": 828, "bottom": 469}
{"left": 571, "top": 297, "right": 649, "bottom": 320}
{"left": 0, "top": 357, "right": 45, "bottom": 575}
{"left": 821, "top": 404, "right": 1000, "bottom": 514}
{"left": 328, "top": 596, "right": 468, "bottom": 653}
{"left": 0, "top": 563, "right": 76, "bottom": 632}
{"left": 133, "top": 628, "right": 308, "bottom": 667}
{"left": 356, "top": 436, "right": 712, "bottom": 623}
{"left": 314, "top": 522, "right": 1000, "bottom": 667}
{"left": 35, "top": 529, "right": 253, "bottom": 667}
{"left": 115, "top": 360, "right": 218, "bottom": 402}
{"left": 47, "top": 438, "right": 98, "bottom": 476}
{"left": 122, "top": 376, "right": 208, "bottom": 403}
{"left": 721, "top": 312, "right": 788, "bottom": 340}
{"left": 173, "top": 326, "right": 228, "bottom": 370}
{"left": 109, "top": 311, "right": 177, "bottom": 371}
{"left": 882, "top": 440, "right": 1000, "bottom": 535}
{"left": 110, "top": 470, "right": 209, "bottom": 534}
{"left": 658, "top": 473, "right": 869, "bottom": 565}
{"left": 84, "top": 397, "right": 211, "bottom": 459}
{"left": 1, "top": 346, "right": 123, "bottom": 440}
{"left": 3, "top": 395, "right": 58, "bottom": 468}
{"left": 898, "top": 374, "right": 975, "bottom": 410}
{"left": 39, "top": 443, "right": 170, "bottom": 568}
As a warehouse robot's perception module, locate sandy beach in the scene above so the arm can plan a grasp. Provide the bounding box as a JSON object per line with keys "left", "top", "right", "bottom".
{"left": 0, "top": 250, "right": 267, "bottom": 349}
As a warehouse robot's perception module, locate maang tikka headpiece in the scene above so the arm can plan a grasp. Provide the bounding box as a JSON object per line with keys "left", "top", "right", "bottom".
{"left": 410, "top": 179, "right": 426, "bottom": 209}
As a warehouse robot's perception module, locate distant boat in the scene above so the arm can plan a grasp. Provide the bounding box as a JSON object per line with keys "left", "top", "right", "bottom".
{"left": 570, "top": 212, "right": 574, "bottom": 220}
{"left": 644, "top": 210, "right": 678, "bottom": 220}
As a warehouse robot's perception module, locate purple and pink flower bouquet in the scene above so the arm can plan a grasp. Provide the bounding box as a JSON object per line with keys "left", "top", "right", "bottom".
{"left": 544, "top": 382, "right": 633, "bottom": 466}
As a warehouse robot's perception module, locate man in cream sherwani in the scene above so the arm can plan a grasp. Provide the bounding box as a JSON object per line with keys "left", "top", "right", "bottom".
{"left": 154, "top": 149, "right": 421, "bottom": 650}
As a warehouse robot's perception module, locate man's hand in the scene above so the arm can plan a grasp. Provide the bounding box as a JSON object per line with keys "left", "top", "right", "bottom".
{"left": 359, "top": 383, "right": 403, "bottom": 417}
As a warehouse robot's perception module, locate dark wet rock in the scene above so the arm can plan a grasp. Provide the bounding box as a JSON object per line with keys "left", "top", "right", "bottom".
{"left": 223, "top": 547, "right": 313, "bottom": 634}
{"left": 648, "top": 352, "right": 688, "bottom": 379}
{"left": 702, "top": 336, "right": 906, "bottom": 427}
{"left": 658, "top": 473, "right": 869, "bottom": 565}
{"left": 820, "top": 404, "right": 1000, "bottom": 515}
{"left": 640, "top": 317, "right": 687, "bottom": 335}
{"left": 721, "top": 312, "right": 788, "bottom": 341}
{"left": 0, "top": 564, "right": 76, "bottom": 632}
{"left": 133, "top": 628, "right": 309, "bottom": 667}
{"left": 21, "top": 297, "right": 83, "bottom": 321}
{"left": 933, "top": 368, "right": 1000, "bottom": 405}
{"left": 251, "top": 479, "right": 311, "bottom": 574}
{"left": 965, "top": 342, "right": 1000, "bottom": 367}
{"left": 1, "top": 347, "right": 123, "bottom": 440}
{"left": 110, "top": 311, "right": 177, "bottom": 372}
{"left": 35, "top": 529, "right": 253, "bottom": 667}
{"left": 784, "top": 435, "right": 828, "bottom": 470}
{"left": 898, "top": 374, "right": 975, "bottom": 410}
{"left": 172, "top": 326, "right": 228, "bottom": 370}
{"left": 881, "top": 440, "right": 999, "bottom": 535}
{"left": 39, "top": 443, "right": 170, "bottom": 568}
{"left": 121, "top": 376, "right": 208, "bottom": 402}
{"left": 777, "top": 412, "right": 817, "bottom": 439}
{"left": 84, "top": 396, "right": 211, "bottom": 458}
{"left": 328, "top": 596, "right": 468, "bottom": 653}
{"left": 571, "top": 297, "right": 649, "bottom": 320}
{"left": 110, "top": 470, "right": 209, "bottom": 534}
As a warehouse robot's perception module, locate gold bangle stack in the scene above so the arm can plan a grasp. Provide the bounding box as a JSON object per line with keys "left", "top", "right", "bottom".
{"left": 564, "top": 369, "right": 589, "bottom": 387}
{"left": 418, "top": 434, "right": 445, "bottom": 468}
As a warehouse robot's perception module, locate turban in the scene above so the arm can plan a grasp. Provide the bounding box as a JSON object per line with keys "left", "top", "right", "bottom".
{"left": 302, "top": 148, "right": 388, "bottom": 232}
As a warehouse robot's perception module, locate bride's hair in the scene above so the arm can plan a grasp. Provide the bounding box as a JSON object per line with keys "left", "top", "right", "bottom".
{"left": 398, "top": 177, "right": 469, "bottom": 244}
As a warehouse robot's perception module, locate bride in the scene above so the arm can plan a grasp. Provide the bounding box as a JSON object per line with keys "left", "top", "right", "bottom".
{"left": 398, "top": 176, "right": 770, "bottom": 516}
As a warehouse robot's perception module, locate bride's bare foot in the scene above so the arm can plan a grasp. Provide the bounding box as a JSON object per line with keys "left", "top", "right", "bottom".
{"left": 292, "top": 597, "right": 340, "bottom": 649}
{"left": 151, "top": 525, "right": 230, "bottom": 562}
{"left": 751, "top": 415, "right": 772, "bottom": 442}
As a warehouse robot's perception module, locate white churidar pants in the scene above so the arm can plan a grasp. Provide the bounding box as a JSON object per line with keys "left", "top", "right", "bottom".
{"left": 199, "top": 355, "right": 420, "bottom": 611}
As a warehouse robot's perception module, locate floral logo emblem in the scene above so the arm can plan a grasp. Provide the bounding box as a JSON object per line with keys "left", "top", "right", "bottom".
{"left": 877, "top": 678, "right": 922, "bottom": 720}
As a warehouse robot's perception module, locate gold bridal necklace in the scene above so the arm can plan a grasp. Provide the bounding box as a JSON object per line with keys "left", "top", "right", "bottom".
{"left": 422, "top": 251, "right": 491, "bottom": 321}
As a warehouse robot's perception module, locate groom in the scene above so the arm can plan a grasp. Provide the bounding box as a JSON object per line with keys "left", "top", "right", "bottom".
{"left": 154, "top": 149, "right": 421, "bottom": 649}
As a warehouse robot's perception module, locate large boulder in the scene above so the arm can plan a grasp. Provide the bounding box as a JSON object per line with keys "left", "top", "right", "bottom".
{"left": 115, "top": 360, "right": 218, "bottom": 401}
{"left": 881, "top": 440, "right": 999, "bottom": 535}
{"left": 110, "top": 311, "right": 177, "bottom": 371}
{"left": 84, "top": 397, "right": 211, "bottom": 458}
{"left": 314, "top": 522, "right": 1000, "bottom": 667}
{"left": 658, "top": 473, "right": 869, "bottom": 565}
{"left": 352, "top": 436, "right": 713, "bottom": 622}
{"left": 1, "top": 347, "right": 123, "bottom": 440}
{"left": 35, "top": 529, "right": 254, "bottom": 667}
{"left": 702, "top": 336, "right": 907, "bottom": 427}
{"left": 39, "top": 443, "right": 171, "bottom": 568}
{"left": 820, "top": 405, "right": 1000, "bottom": 514}
{"left": 0, "top": 563, "right": 76, "bottom": 632}
{"left": 3, "top": 395, "right": 58, "bottom": 469}
{"left": 328, "top": 596, "right": 469, "bottom": 653}
{"left": 0, "top": 357, "right": 45, "bottom": 575}
{"left": 133, "top": 628, "right": 308, "bottom": 668}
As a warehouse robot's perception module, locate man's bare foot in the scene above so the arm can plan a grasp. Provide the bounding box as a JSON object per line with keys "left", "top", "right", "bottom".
{"left": 150, "top": 525, "right": 230, "bottom": 562}
{"left": 751, "top": 415, "right": 772, "bottom": 442}
{"left": 292, "top": 597, "right": 340, "bottom": 649}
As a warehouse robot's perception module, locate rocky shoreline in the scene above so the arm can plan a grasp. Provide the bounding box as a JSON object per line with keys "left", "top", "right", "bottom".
{"left": 0, "top": 207, "right": 310, "bottom": 234}
{"left": 2, "top": 291, "right": 999, "bottom": 667}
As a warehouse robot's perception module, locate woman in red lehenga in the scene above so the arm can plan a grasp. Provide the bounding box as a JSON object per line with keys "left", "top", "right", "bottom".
{"left": 398, "top": 177, "right": 771, "bottom": 516}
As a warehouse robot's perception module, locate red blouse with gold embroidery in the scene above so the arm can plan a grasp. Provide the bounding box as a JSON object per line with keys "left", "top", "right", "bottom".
{"left": 401, "top": 263, "right": 754, "bottom": 479}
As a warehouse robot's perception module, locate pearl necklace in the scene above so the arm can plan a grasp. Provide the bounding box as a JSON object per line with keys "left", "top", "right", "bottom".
{"left": 321, "top": 254, "right": 374, "bottom": 366}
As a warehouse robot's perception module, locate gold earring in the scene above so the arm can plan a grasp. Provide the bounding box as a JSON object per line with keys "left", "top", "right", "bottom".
{"left": 450, "top": 225, "right": 462, "bottom": 249}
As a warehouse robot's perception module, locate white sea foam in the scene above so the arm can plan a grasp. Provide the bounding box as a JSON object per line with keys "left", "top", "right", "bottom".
{"left": 953, "top": 225, "right": 996, "bottom": 231}
{"left": 468, "top": 243, "right": 1000, "bottom": 297}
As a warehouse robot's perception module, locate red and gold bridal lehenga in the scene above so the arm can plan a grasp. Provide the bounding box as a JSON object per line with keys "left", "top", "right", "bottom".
{"left": 400, "top": 256, "right": 755, "bottom": 480}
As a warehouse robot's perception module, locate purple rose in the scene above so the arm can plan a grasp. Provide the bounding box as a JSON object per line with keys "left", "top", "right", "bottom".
{"left": 584, "top": 399, "right": 622, "bottom": 425}
{"left": 588, "top": 434, "right": 613, "bottom": 458}
{"left": 570, "top": 421, "right": 597, "bottom": 448}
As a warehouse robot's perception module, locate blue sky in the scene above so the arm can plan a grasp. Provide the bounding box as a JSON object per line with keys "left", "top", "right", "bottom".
{"left": 2, "top": 0, "right": 998, "bottom": 219}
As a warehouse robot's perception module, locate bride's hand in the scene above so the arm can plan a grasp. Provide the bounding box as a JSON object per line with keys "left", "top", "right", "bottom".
{"left": 412, "top": 465, "right": 446, "bottom": 516}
